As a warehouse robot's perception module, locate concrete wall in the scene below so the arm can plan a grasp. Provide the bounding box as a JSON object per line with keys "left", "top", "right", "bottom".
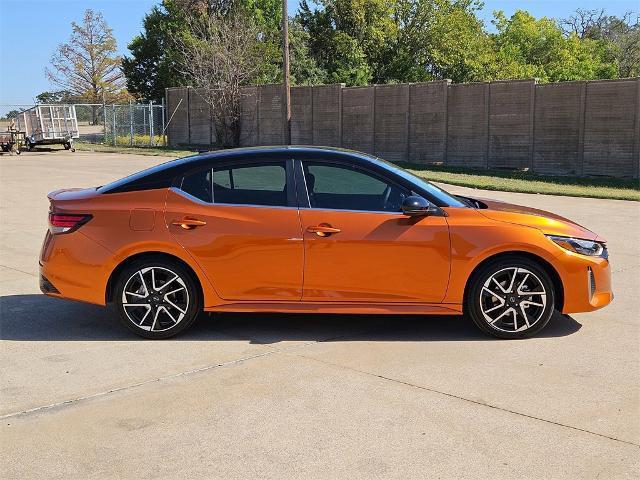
{"left": 166, "top": 77, "right": 640, "bottom": 178}
{"left": 341, "top": 86, "right": 375, "bottom": 154}
{"left": 446, "top": 82, "right": 489, "bottom": 168}
{"left": 532, "top": 81, "right": 584, "bottom": 176}
{"left": 583, "top": 79, "right": 638, "bottom": 178}
{"left": 408, "top": 81, "right": 449, "bottom": 164}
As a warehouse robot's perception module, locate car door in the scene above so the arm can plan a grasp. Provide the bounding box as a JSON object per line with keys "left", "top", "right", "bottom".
{"left": 297, "top": 159, "right": 450, "bottom": 303}
{"left": 165, "top": 159, "right": 304, "bottom": 302}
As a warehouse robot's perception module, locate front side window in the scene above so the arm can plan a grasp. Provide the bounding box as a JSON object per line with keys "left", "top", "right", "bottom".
{"left": 213, "top": 162, "right": 287, "bottom": 207}
{"left": 303, "top": 162, "right": 408, "bottom": 212}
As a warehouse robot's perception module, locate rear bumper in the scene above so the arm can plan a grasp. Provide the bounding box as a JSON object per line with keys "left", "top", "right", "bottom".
{"left": 39, "top": 230, "right": 112, "bottom": 305}
{"left": 556, "top": 252, "right": 612, "bottom": 314}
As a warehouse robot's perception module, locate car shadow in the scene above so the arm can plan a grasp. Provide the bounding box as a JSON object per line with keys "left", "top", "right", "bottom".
{"left": 0, "top": 294, "right": 582, "bottom": 343}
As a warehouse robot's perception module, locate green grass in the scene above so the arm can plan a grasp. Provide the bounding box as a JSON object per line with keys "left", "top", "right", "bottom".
{"left": 74, "top": 143, "right": 639, "bottom": 201}
{"left": 399, "top": 164, "right": 639, "bottom": 201}
{"left": 75, "top": 142, "right": 199, "bottom": 157}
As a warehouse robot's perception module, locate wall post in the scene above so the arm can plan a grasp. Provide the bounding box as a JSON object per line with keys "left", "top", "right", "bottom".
{"left": 187, "top": 87, "right": 192, "bottom": 146}
{"left": 577, "top": 81, "right": 587, "bottom": 177}
{"left": 634, "top": 77, "right": 640, "bottom": 179}
{"left": 528, "top": 79, "right": 537, "bottom": 172}
{"left": 443, "top": 80, "right": 450, "bottom": 165}
{"left": 112, "top": 104, "right": 116, "bottom": 146}
{"left": 129, "top": 100, "right": 134, "bottom": 146}
{"left": 485, "top": 82, "right": 490, "bottom": 169}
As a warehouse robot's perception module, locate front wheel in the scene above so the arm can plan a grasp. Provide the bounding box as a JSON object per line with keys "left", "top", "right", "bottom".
{"left": 114, "top": 260, "right": 202, "bottom": 339}
{"left": 465, "top": 258, "right": 555, "bottom": 339}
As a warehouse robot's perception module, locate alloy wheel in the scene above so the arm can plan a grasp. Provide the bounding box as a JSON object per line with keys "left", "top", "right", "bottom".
{"left": 121, "top": 266, "right": 190, "bottom": 332}
{"left": 479, "top": 267, "right": 547, "bottom": 333}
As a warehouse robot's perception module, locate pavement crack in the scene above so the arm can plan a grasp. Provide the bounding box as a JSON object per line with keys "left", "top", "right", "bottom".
{"left": 0, "top": 348, "right": 279, "bottom": 420}
{"left": 0, "top": 329, "right": 367, "bottom": 421}
{"left": 0, "top": 264, "right": 36, "bottom": 277}
{"left": 295, "top": 353, "right": 640, "bottom": 449}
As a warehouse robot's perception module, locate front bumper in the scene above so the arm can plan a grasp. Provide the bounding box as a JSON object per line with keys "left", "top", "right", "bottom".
{"left": 556, "top": 251, "right": 612, "bottom": 314}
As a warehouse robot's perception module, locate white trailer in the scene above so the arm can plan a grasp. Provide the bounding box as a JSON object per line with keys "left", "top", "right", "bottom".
{"left": 17, "top": 104, "right": 79, "bottom": 151}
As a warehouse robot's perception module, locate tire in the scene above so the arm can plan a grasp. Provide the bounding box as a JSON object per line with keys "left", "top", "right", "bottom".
{"left": 114, "top": 258, "right": 202, "bottom": 339}
{"left": 465, "top": 257, "right": 555, "bottom": 339}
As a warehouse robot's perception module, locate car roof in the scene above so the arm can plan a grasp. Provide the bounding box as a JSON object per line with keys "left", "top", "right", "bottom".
{"left": 99, "top": 146, "right": 384, "bottom": 194}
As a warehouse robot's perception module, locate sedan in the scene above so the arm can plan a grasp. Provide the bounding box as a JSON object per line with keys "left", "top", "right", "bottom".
{"left": 40, "top": 147, "right": 612, "bottom": 339}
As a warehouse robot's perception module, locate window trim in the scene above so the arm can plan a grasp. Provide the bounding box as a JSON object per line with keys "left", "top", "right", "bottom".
{"left": 175, "top": 158, "right": 296, "bottom": 208}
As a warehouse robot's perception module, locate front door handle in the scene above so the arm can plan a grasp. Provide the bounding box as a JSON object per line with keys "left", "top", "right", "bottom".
{"left": 172, "top": 217, "right": 207, "bottom": 230}
{"left": 306, "top": 224, "right": 341, "bottom": 237}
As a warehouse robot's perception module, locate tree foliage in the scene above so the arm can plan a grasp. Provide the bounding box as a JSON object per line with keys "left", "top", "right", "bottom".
{"left": 122, "top": 1, "right": 638, "bottom": 97}
{"left": 47, "top": 9, "right": 129, "bottom": 103}
{"left": 560, "top": 9, "right": 640, "bottom": 77}
{"left": 489, "top": 10, "right": 617, "bottom": 82}
{"left": 122, "top": 4, "right": 187, "bottom": 102}
{"left": 123, "top": 0, "right": 325, "bottom": 100}
{"left": 299, "top": 0, "right": 493, "bottom": 85}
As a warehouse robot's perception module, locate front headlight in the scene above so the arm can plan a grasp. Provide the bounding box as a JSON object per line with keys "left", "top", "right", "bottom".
{"left": 546, "top": 235, "right": 607, "bottom": 258}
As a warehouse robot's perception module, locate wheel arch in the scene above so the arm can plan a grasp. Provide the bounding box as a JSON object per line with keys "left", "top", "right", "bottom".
{"left": 106, "top": 251, "right": 205, "bottom": 305}
{"left": 463, "top": 251, "right": 564, "bottom": 312}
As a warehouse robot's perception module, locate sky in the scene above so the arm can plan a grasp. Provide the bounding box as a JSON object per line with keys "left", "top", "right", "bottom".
{"left": 0, "top": 0, "right": 637, "bottom": 115}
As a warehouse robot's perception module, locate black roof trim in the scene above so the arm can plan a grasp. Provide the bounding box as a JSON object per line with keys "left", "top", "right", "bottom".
{"left": 98, "top": 147, "right": 376, "bottom": 194}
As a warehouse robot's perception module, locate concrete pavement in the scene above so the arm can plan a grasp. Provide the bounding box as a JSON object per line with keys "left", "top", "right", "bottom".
{"left": 1, "top": 150, "right": 638, "bottom": 479}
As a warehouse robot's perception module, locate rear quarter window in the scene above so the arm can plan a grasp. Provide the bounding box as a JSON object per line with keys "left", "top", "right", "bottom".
{"left": 181, "top": 169, "right": 212, "bottom": 203}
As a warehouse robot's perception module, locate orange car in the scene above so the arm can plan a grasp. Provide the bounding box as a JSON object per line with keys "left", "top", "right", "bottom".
{"left": 39, "top": 147, "right": 612, "bottom": 339}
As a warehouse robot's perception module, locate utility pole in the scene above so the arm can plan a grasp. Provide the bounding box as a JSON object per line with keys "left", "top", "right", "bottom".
{"left": 282, "top": 0, "right": 291, "bottom": 145}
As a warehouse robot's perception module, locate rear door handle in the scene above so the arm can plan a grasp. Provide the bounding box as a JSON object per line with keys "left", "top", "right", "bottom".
{"left": 306, "top": 224, "right": 341, "bottom": 237}
{"left": 172, "top": 217, "right": 207, "bottom": 230}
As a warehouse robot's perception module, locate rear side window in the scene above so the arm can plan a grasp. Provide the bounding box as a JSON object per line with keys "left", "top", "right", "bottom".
{"left": 180, "top": 162, "right": 288, "bottom": 207}
{"left": 213, "top": 163, "right": 287, "bottom": 206}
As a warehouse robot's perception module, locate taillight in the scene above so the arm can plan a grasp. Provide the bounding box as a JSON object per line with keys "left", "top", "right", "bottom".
{"left": 48, "top": 213, "right": 92, "bottom": 234}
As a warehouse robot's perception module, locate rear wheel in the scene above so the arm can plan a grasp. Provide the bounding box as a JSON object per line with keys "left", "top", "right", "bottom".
{"left": 466, "top": 257, "right": 555, "bottom": 339}
{"left": 114, "top": 259, "right": 201, "bottom": 339}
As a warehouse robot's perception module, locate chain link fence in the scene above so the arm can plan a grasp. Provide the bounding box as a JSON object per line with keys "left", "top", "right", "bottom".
{"left": 1, "top": 102, "right": 166, "bottom": 147}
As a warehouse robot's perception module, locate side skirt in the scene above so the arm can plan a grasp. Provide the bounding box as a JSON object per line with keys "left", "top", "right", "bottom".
{"left": 204, "top": 302, "right": 463, "bottom": 315}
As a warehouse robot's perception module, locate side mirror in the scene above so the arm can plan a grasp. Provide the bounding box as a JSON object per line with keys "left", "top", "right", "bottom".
{"left": 401, "top": 195, "right": 435, "bottom": 216}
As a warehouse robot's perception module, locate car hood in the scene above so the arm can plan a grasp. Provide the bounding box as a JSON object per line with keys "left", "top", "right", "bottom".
{"left": 470, "top": 197, "right": 602, "bottom": 241}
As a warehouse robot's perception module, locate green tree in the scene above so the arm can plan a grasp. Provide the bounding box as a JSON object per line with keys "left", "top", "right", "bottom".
{"left": 123, "top": 0, "right": 325, "bottom": 99}
{"left": 299, "top": 0, "right": 393, "bottom": 85}
{"left": 1, "top": 109, "right": 23, "bottom": 121}
{"left": 299, "top": 0, "right": 493, "bottom": 85}
{"left": 35, "top": 90, "right": 75, "bottom": 103}
{"left": 561, "top": 9, "right": 640, "bottom": 77}
{"left": 122, "top": 3, "right": 187, "bottom": 101}
{"left": 489, "top": 10, "right": 617, "bottom": 82}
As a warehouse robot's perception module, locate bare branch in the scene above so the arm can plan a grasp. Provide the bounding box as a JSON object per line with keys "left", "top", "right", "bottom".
{"left": 173, "top": 11, "right": 263, "bottom": 147}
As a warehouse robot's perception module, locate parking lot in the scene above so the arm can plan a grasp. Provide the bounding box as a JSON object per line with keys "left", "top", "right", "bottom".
{"left": 1, "top": 150, "right": 638, "bottom": 479}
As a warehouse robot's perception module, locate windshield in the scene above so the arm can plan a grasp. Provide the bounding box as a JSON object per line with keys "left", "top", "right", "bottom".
{"left": 367, "top": 156, "right": 467, "bottom": 208}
